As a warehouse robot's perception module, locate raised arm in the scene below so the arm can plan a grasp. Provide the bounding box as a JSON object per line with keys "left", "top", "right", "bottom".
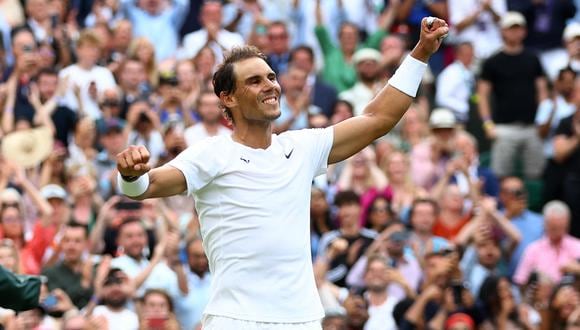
{"left": 116, "top": 145, "right": 187, "bottom": 200}
{"left": 328, "top": 17, "right": 448, "bottom": 164}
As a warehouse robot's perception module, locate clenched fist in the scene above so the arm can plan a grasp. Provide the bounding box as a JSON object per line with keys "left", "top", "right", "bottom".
{"left": 116, "top": 145, "right": 151, "bottom": 179}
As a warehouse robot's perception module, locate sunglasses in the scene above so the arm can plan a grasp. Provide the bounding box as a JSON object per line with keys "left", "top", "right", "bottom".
{"left": 502, "top": 188, "right": 526, "bottom": 198}
{"left": 1, "top": 202, "right": 19, "bottom": 209}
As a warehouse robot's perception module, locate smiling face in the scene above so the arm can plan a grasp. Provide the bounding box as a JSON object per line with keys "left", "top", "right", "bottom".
{"left": 225, "top": 57, "right": 282, "bottom": 123}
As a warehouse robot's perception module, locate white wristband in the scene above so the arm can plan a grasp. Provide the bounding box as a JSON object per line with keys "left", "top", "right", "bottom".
{"left": 388, "top": 55, "right": 428, "bottom": 97}
{"left": 117, "top": 172, "right": 149, "bottom": 197}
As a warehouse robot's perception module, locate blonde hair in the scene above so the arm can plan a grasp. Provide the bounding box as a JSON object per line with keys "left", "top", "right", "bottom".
{"left": 127, "top": 37, "right": 158, "bottom": 86}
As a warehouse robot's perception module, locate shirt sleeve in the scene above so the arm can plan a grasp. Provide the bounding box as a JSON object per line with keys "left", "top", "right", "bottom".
{"left": 166, "top": 138, "right": 222, "bottom": 196}
{"left": 534, "top": 99, "right": 554, "bottom": 125}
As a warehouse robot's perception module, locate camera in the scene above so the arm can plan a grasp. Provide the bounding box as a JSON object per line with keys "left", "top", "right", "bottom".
{"left": 449, "top": 280, "right": 466, "bottom": 306}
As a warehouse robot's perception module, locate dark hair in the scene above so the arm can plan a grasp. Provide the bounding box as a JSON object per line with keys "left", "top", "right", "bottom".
{"left": 289, "top": 45, "right": 315, "bottom": 64}
{"left": 10, "top": 25, "right": 34, "bottom": 44}
{"left": 117, "top": 217, "right": 145, "bottom": 235}
{"left": 364, "top": 195, "right": 394, "bottom": 230}
{"left": 557, "top": 66, "right": 577, "bottom": 81}
{"left": 332, "top": 100, "right": 354, "bottom": 116}
{"left": 142, "top": 289, "right": 174, "bottom": 312}
{"left": 212, "top": 46, "right": 268, "bottom": 123}
{"left": 478, "top": 275, "right": 520, "bottom": 325}
{"left": 409, "top": 198, "right": 439, "bottom": 219}
{"left": 36, "top": 67, "right": 59, "bottom": 80}
{"left": 267, "top": 20, "right": 288, "bottom": 33}
{"left": 334, "top": 190, "right": 360, "bottom": 207}
{"left": 65, "top": 220, "right": 89, "bottom": 238}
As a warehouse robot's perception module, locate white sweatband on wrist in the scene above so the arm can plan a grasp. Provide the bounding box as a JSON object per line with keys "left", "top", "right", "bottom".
{"left": 388, "top": 55, "right": 428, "bottom": 97}
{"left": 117, "top": 172, "right": 150, "bottom": 197}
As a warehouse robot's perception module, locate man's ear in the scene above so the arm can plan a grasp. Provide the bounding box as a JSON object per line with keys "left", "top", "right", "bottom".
{"left": 220, "top": 91, "right": 237, "bottom": 109}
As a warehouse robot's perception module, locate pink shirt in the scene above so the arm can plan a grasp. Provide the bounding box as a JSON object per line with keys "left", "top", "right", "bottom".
{"left": 513, "top": 235, "right": 580, "bottom": 285}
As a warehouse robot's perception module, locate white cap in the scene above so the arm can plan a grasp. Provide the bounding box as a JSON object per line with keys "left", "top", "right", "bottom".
{"left": 429, "top": 108, "right": 456, "bottom": 129}
{"left": 41, "top": 184, "right": 67, "bottom": 200}
{"left": 352, "top": 48, "right": 382, "bottom": 65}
{"left": 500, "top": 11, "right": 526, "bottom": 29}
{"left": 563, "top": 23, "right": 580, "bottom": 42}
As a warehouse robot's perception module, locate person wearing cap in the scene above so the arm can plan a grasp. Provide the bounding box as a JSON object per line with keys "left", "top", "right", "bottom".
{"left": 410, "top": 107, "right": 459, "bottom": 190}
{"left": 338, "top": 48, "right": 384, "bottom": 117}
{"left": 546, "top": 22, "right": 580, "bottom": 80}
{"left": 477, "top": 11, "right": 548, "bottom": 180}
{"left": 313, "top": 2, "right": 396, "bottom": 93}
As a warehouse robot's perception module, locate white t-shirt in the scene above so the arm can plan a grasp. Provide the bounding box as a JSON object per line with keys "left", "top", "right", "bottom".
{"left": 58, "top": 64, "right": 117, "bottom": 120}
{"left": 364, "top": 294, "right": 400, "bottom": 330}
{"left": 92, "top": 306, "right": 139, "bottom": 330}
{"left": 184, "top": 123, "right": 232, "bottom": 147}
{"left": 167, "top": 127, "right": 334, "bottom": 323}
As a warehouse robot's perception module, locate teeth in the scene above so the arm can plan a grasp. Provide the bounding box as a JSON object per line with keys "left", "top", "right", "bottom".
{"left": 263, "top": 97, "right": 277, "bottom": 104}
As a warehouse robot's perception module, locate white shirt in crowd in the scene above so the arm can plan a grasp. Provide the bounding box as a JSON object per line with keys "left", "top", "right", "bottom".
{"left": 364, "top": 294, "right": 400, "bottom": 330}
{"left": 184, "top": 123, "right": 232, "bottom": 147}
{"left": 435, "top": 60, "right": 475, "bottom": 123}
{"left": 92, "top": 305, "right": 139, "bottom": 330}
{"left": 167, "top": 127, "right": 334, "bottom": 322}
{"left": 448, "top": 0, "right": 507, "bottom": 60}
{"left": 179, "top": 28, "right": 244, "bottom": 61}
{"left": 58, "top": 64, "right": 117, "bottom": 120}
{"left": 111, "top": 255, "right": 180, "bottom": 299}
{"left": 535, "top": 95, "right": 576, "bottom": 158}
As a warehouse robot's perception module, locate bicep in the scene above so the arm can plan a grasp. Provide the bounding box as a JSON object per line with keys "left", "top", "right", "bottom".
{"left": 144, "top": 166, "right": 188, "bottom": 199}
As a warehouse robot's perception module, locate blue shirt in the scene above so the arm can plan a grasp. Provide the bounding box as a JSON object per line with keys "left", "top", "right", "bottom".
{"left": 120, "top": 0, "right": 189, "bottom": 61}
{"left": 508, "top": 210, "right": 544, "bottom": 276}
{"left": 175, "top": 267, "right": 211, "bottom": 330}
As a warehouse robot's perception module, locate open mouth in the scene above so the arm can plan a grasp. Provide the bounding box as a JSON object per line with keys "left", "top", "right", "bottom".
{"left": 261, "top": 96, "right": 278, "bottom": 104}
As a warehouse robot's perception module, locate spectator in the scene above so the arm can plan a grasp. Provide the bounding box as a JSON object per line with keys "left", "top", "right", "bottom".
{"left": 448, "top": 0, "right": 506, "bottom": 60}
{"left": 363, "top": 195, "right": 396, "bottom": 233}
{"left": 498, "top": 176, "right": 544, "bottom": 275}
{"left": 59, "top": 30, "right": 117, "bottom": 120}
{"left": 117, "top": 57, "right": 149, "bottom": 117}
{"left": 514, "top": 201, "right": 580, "bottom": 286}
{"left": 183, "top": 91, "right": 231, "bottom": 146}
{"left": 95, "top": 119, "right": 127, "bottom": 199}
{"left": 339, "top": 48, "right": 383, "bottom": 117}
{"left": 126, "top": 37, "right": 158, "bottom": 88}
{"left": 546, "top": 22, "right": 580, "bottom": 80}
{"left": 288, "top": 45, "right": 338, "bottom": 119}
{"left": 138, "top": 289, "right": 180, "bottom": 330}
{"left": 92, "top": 267, "right": 139, "bottom": 330}
{"left": 548, "top": 284, "right": 580, "bottom": 330}
{"left": 274, "top": 65, "right": 322, "bottom": 132}
{"left": 175, "top": 237, "right": 211, "bottom": 330}
{"left": 315, "top": 190, "right": 377, "bottom": 287}
{"left": 120, "top": 0, "right": 189, "bottom": 61}
{"left": 310, "top": 187, "right": 335, "bottom": 260}
{"left": 431, "top": 184, "right": 473, "bottom": 241}
{"left": 41, "top": 222, "right": 93, "bottom": 309}
{"left": 435, "top": 42, "right": 476, "bottom": 124}
{"left": 460, "top": 234, "right": 506, "bottom": 296}
{"left": 180, "top": 0, "right": 244, "bottom": 62}
{"left": 477, "top": 11, "right": 548, "bottom": 179}
{"left": 265, "top": 21, "right": 291, "bottom": 76}
{"left": 410, "top": 108, "right": 459, "bottom": 190}
{"left": 124, "top": 99, "right": 164, "bottom": 167}
{"left": 407, "top": 198, "right": 449, "bottom": 262}
{"left": 361, "top": 254, "right": 405, "bottom": 330}
{"left": 553, "top": 85, "right": 580, "bottom": 237}
{"left": 336, "top": 147, "right": 388, "bottom": 200}
{"left": 537, "top": 67, "right": 576, "bottom": 202}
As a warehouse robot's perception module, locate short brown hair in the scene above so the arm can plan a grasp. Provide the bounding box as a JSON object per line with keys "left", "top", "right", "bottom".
{"left": 76, "top": 30, "right": 102, "bottom": 49}
{"left": 212, "top": 46, "right": 268, "bottom": 123}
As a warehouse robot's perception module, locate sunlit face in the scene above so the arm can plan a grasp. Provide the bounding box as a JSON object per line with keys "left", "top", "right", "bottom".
{"left": 143, "top": 292, "right": 170, "bottom": 317}
{"left": 411, "top": 202, "right": 436, "bottom": 233}
{"left": 226, "top": 57, "right": 281, "bottom": 123}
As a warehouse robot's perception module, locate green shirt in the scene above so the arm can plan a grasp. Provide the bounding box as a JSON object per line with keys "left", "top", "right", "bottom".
{"left": 42, "top": 262, "right": 93, "bottom": 309}
{"left": 0, "top": 265, "right": 41, "bottom": 311}
{"left": 315, "top": 25, "right": 387, "bottom": 92}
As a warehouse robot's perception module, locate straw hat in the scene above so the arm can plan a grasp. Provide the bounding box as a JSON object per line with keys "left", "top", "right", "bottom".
{"left": 1, "top": 127, "right": 53, "bottom": 168}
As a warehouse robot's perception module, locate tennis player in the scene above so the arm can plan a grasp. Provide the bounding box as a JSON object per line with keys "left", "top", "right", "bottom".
{"left": 117, "top": 17, "right": 448, "bottom": 330}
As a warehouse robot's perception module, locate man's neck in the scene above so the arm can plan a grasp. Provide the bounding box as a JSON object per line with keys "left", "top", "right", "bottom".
{"left": 505, "top": 208, "right": 525, "bottom": 219}
{"left": 549, "top": 236, "right": 564, "bottom": 247}
{"left": 202, "top": 121, "right": 220, "bottom": 135}
{"left": 77, "top": 61, "right": 95, "bottom": 70}
{"left": 503, "top": 43, "right": 524, "bottom": 55}
{"left": 232, "top": 123, "right": 273, "bottom": 149}
{"left": 63, "top": 258, "right": 82, "bottom": 272}
{"left": 367, "top": 289, "right": 388, "bottom": 306}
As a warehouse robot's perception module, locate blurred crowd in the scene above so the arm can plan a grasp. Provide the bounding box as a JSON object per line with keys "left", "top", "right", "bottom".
{"left": 0, "top": 0, "right": 580, "bottom": 329}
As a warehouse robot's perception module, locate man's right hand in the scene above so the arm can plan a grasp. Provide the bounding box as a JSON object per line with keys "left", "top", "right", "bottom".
{"left": 116, "top": 145, "right": 151, "bottom": 179}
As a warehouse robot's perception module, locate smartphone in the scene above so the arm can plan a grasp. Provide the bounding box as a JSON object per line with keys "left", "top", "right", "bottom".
{"left": 41, "top": 294, "right": 58, "bottom": 310}
{"left": 450, "top": 281, "right": 464, "bottom": 306}
{"left": 50, "top": 14, "right": 58, "bottom": 29}
{"left": 115, "top": 201, "right": 143, "bottom": 210}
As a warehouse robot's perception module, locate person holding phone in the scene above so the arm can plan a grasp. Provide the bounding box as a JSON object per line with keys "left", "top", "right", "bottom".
{"left": 117, "top": 18, "right": 448, "bottom": 329}
{"left": 138, "top": 289, "right": 180, "bottom": 330}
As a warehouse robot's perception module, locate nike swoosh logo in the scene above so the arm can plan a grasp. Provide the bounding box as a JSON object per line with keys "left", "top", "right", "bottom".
{"left": 284, "top": 149, "right": 294, "bottom": 159}
{"left": 240, "top": 157, "right": 249, "bottom": 163}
